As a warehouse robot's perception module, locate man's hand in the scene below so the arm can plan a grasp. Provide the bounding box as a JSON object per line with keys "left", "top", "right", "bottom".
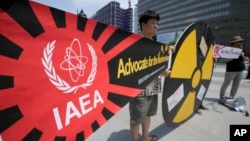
{"left": 169, "top": 45, "right": 176, "bottom": 53}
{"left": 241, "top": 52, "right": 249, "bottom": 61}
{"left": 161, "top": 68, "right": 171, "bottom": 77}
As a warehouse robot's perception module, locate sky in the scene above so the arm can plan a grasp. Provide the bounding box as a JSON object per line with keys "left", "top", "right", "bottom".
{"left": 32, "top": 0, "right": 138, "bottom": 17}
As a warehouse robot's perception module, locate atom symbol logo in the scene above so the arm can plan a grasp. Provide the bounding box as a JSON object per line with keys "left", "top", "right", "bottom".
{"left": 42, "top": 39, "right": 97, "bottom": 93}
{"left": 60, "top": 38, "right": 88, "bottom": 82}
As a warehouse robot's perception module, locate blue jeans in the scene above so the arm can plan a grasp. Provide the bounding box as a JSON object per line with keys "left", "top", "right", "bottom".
{"left": 219, "top": 71, "right": 243, "bottom": 99}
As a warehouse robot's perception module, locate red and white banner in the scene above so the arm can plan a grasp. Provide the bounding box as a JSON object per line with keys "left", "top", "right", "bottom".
{"left": 213, "top": 44, "right": 242, "bottom": 59}
{"left": 0, "top": 1, "right": 170, "bottom": 140}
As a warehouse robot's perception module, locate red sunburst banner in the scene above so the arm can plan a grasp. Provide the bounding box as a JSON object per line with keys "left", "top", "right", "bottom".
{"left": 0, "top": 0, "right": 170, "bottom": 140}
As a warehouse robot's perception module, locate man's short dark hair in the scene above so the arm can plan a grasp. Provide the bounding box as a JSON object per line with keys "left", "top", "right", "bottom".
{"left": 139, "top": 10, "right": 160, "bottom": 31}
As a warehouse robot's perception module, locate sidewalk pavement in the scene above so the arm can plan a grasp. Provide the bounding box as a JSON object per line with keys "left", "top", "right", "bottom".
{"left": 87, "top": 63, "right": 250, "bottom": 141}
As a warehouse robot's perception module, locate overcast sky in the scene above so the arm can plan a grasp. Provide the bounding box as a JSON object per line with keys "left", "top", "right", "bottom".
{"left": 32, "top": 0, "right": 138, "bottom": 17}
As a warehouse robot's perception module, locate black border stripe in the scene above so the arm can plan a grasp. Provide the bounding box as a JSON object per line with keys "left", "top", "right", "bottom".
{"left": 1, "top": 0, "right": 44, "bottom": 37}
{"left": 0, "top": 35, "right": 23, "bottom": 59}
{"left": 76, "top": 131, "right": 85, "bottom": 141}
{"left": 50, "top": 8, "right": 66, "bottom": 28}
{"left": 102, "top": 29, "right": 132, "bottom": 54}
{"left": 54, "top": 136, "right": 66, "bottom": 141}
{"left": 0, "top": 0, "right": 16, "bottom": 11}
{"left": 108, "top": 93, "right": 132, "bottom": 107}
{"left": 91, "top": 121, "right": 99, "bottom": 132}
{"left": 92, "top": 22, "right": 108, "bottom": 41}
{"left": 22, "top": 128, "right": 42, "bottom": 141}
{"left": 0, "top": 105, "right": 23, "bottom": 133}
{"left": 77, "top": 16, "right": 87, "bottom": 31}
{"left": 0, "top": 75, "right": 14, "bottom": 90}
{"left": 102, "top": 107, "right": 114, "bottom": 121}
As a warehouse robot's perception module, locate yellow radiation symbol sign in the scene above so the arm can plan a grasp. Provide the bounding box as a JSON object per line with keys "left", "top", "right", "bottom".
{"left": 162, "top": 21, "right": 214, "bottom": 126}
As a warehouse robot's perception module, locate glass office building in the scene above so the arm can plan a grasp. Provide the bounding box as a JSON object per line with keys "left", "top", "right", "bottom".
{"left": 92, "top": 1, "right": 133, "bottom": 32}
{"left": 137, "top": 0, "right": 250, "bottom": 55}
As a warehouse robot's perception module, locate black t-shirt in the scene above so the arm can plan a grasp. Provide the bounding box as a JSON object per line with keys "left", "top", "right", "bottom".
{"left": 226, "top": 52, "right": 245, "bottom": 72}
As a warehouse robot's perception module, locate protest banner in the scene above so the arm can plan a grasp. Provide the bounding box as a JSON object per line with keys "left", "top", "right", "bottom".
{"left": 213, "top": 44, "right": 242, "bottom": 59}
{"left": 0, "top": 1, "right": 170, "bottom": 140}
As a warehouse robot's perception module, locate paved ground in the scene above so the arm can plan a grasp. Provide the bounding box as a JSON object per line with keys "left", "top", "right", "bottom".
{"left": 87, "top": 63, "right": 250, "bottom": 141}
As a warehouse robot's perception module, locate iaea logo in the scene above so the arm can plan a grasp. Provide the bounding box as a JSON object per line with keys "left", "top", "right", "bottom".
{"left": 42, "top": 38, "right": 97, "bottom": 93}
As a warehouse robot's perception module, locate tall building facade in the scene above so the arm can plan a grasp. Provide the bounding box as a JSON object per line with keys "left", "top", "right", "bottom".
{"left": 92, "top": 1, "right": 133, "bottom": 32}
{"left": 136, "top": 0, "right": 250, "bottom": 55}
{"left": 133, "top": 5, "right": 138, "bottom": 33}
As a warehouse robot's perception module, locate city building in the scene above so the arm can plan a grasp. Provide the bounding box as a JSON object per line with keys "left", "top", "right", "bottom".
{"left": 77, "top": 9, "right": 87, "bottom": 18}
{"left": 92, "top": 1, "right": 133, "bottom": 32}
{"left": 133, "top": 4, "right": 138, "bottom": 33}
{"left": 136, "top": 0, "right": 250, "bottom": 55}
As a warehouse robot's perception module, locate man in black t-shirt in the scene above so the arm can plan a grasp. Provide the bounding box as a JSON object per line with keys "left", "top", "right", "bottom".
{"left": 219, "top": 36, "right": 249, "bottom": 102}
